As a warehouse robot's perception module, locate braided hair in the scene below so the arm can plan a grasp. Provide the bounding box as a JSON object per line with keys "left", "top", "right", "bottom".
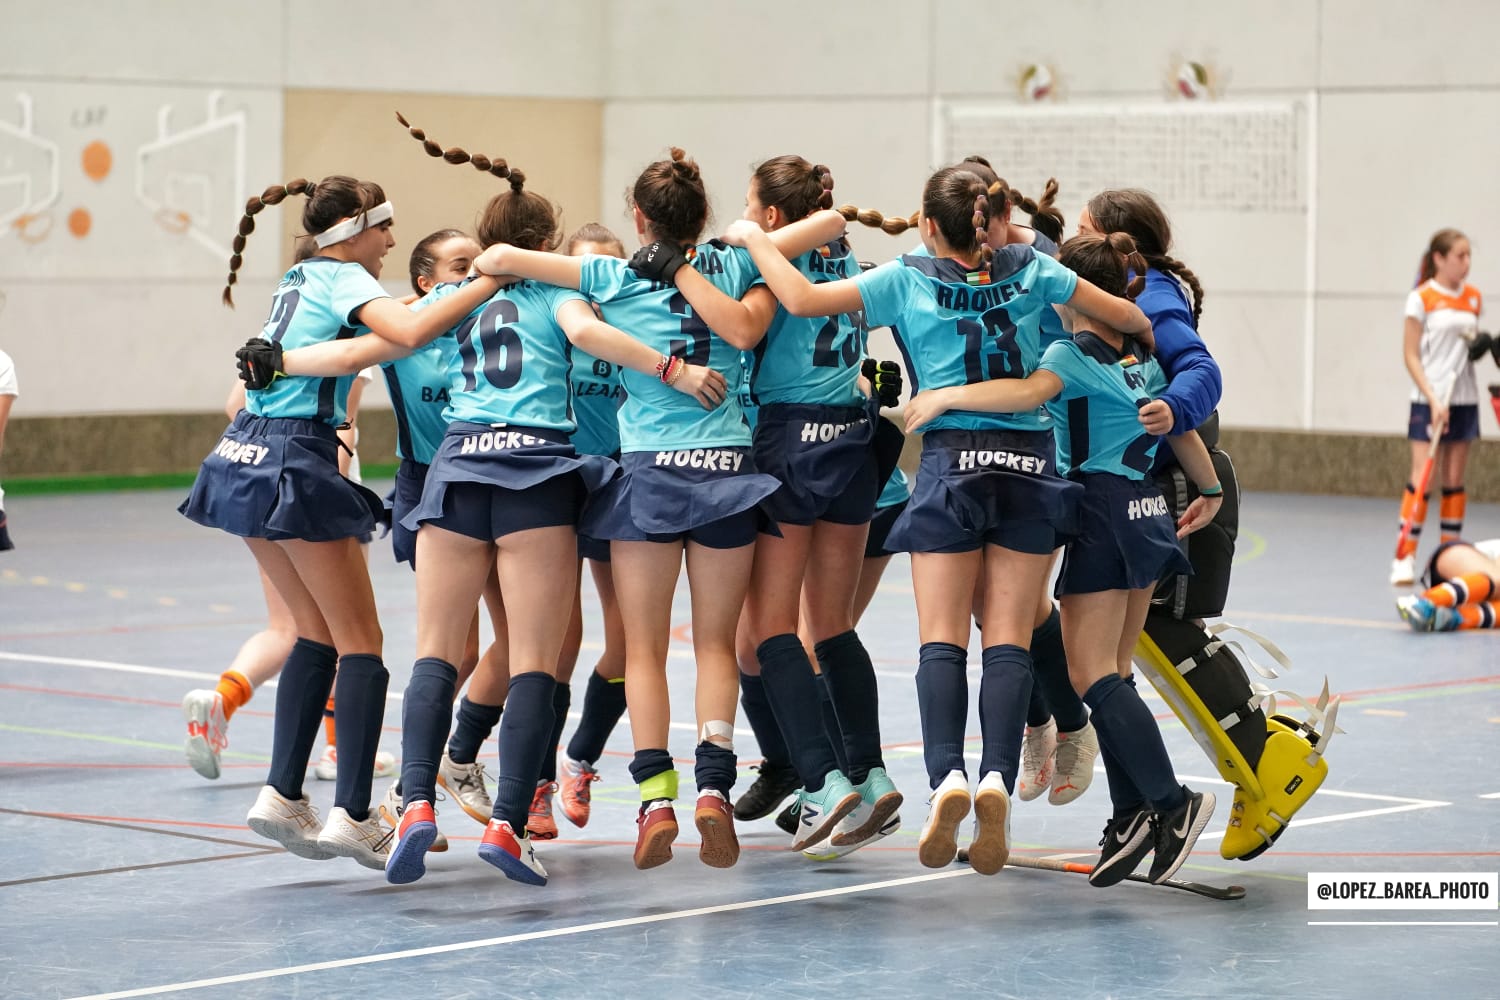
{"left": 835, "top": 203, "right": 922, "bottom": 236}
{"left": 1058, "top": 231, "right": 1148, "bottom": 303}
{"left": 1085, "top": 188, "right": 1205, "bottom": 326}
{"left": 751, "top": 155, "right": 835, "bottom": 223}
{"left": 916, "top": 166, "right": 993, "bottom": 267}
{"left": 222, "top": 175, "right": 384, "bottom": 306}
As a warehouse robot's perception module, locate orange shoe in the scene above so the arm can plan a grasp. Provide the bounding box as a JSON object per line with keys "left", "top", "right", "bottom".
{"left": 694, "top": 789, "right": 739, "bottom": 869}
{"left": 527, "top": 780, "right": 559, "bottom": 840}
{"left": 559, "top": 757, "right": 600, "bottom": 828}
{"left": 634, "top": 799, "right": 678, "bottom": 870}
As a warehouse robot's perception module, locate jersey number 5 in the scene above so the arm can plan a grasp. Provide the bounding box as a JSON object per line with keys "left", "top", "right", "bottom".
{"left": 457, "top": 299, "right": 525, "bottom": 391}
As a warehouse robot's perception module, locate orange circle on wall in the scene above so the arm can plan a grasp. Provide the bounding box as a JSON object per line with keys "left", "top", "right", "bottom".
{"left": 81, "top": 141, "right": 113, "bottom": 181}
{"left": 68, "top": 208, "right": 92, "bottom": 238}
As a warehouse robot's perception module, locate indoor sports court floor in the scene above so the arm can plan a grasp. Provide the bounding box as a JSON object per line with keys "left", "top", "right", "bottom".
{"left": 2, "top": 486, "right": 1497, "bottom": 999}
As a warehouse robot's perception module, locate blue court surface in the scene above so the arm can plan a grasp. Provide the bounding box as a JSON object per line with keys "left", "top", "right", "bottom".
{"left": 1, "top": 487, "right": 1496, "bottom": 999}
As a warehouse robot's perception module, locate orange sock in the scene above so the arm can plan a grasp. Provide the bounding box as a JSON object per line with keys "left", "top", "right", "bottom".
{"left": 215, "top": 670, "right": 255, "bottom": 721}
{"left": 1427, "top": 573, "right": 1497, "bottom": 608}
{"left": 323, "top": 696, "right": 337, "bottom": 746}
{"left": 1456, "top": 603, "right": 1499, "bottom": 629}
{"left": 1440, "top": 487, "right": 1466, "bottom": 542}
{"left": 1396, "top": 483, "right": 1428, "bottom": 559}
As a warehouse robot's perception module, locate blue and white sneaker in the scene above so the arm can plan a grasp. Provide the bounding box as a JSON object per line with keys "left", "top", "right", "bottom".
{"left": 1396, "top": 595, "right": 1437, "bottom": 632}
{"left": 791, "top": 770, "right": 861, "bottom": 850}
{"left": 832, "top": 766, "right": 903, "bottom": 847}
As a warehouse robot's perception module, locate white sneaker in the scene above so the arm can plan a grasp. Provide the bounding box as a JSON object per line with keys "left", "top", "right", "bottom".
{"left": 969, "top": 773, "right": 1012, "bottom": 875}
{"left": 377, "top": 780, "right": 448, "bottom": 852}
{"left": 313, "top": 744, "right": 398, "bottom": 781}
{"left": 318, "top": 806, "right": 394, "bottom": 870}
{"left": 1017, "top": 718, "right": 1057, "bottom": 802}
{"left": 803, "top": 803, "right": 901, "bottom": 861}
{"left": 1049, "top": 722, "right": 1099, "bottom": 806}
{"left": 182, "top": 689, "right": 228, "bottom": 780}
{"left": 437, "top": 751, "right": 494, "bottom": 825}
{"left": 917, "top": 769, "right": 971, "bottom": 869}
{"left": 246, "top": 785, "right": 334, "bottom": 860}
{"left": 1390, "top": 555, "right": 1416, "bottom": 586}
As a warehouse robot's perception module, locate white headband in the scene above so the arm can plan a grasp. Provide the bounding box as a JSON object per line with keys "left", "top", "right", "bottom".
{"left": 313, "top": 201, "right": 394, "bottom": 248}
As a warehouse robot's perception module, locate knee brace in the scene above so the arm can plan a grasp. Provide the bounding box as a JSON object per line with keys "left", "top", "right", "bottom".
{"left": 1134, "top": 613, "right": 1341, "bottom": 862}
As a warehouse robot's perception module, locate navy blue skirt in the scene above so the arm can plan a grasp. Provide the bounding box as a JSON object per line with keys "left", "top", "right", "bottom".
{"left": 179, "top": 411, "right": 384, "bottom": 542}
{"left": 886, "top": 428, "right": 1079, "bottom": 555}
{"left": 582, "top": 446, "right": 780, "bottom": 543}
{"left": 404, "top": 422, "right": 617, "bottom": 535}
{"left": 390, "top": 458, "right": 429, "bottom": 566}
{"left": 1055, "top": 472, "right": 1192, "bottom": 596}
{"left": 864, "top": 498, "right": 908, "bottom": 558}
{"left": 753, "top": 400, "right": 879, "bottom": 526}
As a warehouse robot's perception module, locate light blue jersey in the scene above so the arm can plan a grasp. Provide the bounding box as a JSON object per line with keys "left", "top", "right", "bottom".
{"left": 752, "top": 240, "right": 865, "bottom": 407}
{"left": 435, "top": 278, "right": 588, "bottom": 430}
{"left": 1038, "top": 331, "right": 1168, "bottom": 479}
{"left": 856, "top": 245, "right": 1078, "bottom": 433}
{"left": 381, "top": 339, "right": 455, "bottom": 465}
{"left": 578, "top": 243, "right": 761, "bottom": 452}
{"left": 876, "top": 466, "right": 911, "bottom": 509}
{"left": 738, "top": 350, "right": 758, "bottom": 430}
{"left": 246, "top": 257, "right": 386, "bottom": 425}
{"left": 570, "top": 348, "right": 626, "bottom": 457}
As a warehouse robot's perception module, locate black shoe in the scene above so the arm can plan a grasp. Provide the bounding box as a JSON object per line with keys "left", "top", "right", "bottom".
{"left": 1147, "top": 787, "right": 1215, "bottom": 884}
{"left": 1088, "top": 806, "right": 1154, "bottom": 887}
{"left": 733, "top": 762, "right": 801, "bottom": 821}
{"left": 774, "top": 799, "right": 800, "bottom": 836}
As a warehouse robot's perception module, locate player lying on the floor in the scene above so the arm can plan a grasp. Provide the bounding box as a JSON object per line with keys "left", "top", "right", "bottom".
{"left": 1397, "top": 537, "right": 1500, "bottom": 631}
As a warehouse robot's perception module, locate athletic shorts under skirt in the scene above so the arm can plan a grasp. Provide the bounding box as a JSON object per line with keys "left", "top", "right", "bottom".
{"left": 1054, "top": 472, "right": 1192, "bottom": 596}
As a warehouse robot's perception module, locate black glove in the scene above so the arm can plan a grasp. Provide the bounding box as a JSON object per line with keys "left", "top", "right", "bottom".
{"left": 1468, "top": 330, "right": 1495, "bottom": 363}
{"left": 236, "top": 337, "right": 284, "bottom": 390}
{"left": 862, "top": 358, "right": 903, "bottom": 408}
{"left": 628, "top": 241, "right": 690, "bottom": 284}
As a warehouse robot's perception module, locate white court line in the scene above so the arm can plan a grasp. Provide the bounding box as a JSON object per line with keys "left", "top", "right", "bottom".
{"left": 1309, "top": 921, "right": 1497, "bottom": 927}
{"left": 0, "top": 651, "right": 748, "bottom": 737}
{"left": 62, "top": 868, "right": 975, "bottom": 1000}
{"left": 1480, "top": 792, "right": 1500, "bottom": 800}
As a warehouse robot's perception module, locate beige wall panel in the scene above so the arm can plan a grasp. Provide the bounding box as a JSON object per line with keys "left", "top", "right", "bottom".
{"left": 283, "top": 0, "right": 605, "bottom": 98}
{"left": 1320, "top": 0, "right": 1500, "bottom": 88}
{"left": 1317, "top": 91, "right": 1500, "bottom": 298}
{"left": 602, "top": 1, "right": 931, "bottom": 99}
{"left": 0, "top": 0, "right": 282, "bottom": 86}
{"left": 280, "top": 90, "right": 602, "bottom": 275}
{"left": 934, "top": 0, "right": 1318, "bottom": 98}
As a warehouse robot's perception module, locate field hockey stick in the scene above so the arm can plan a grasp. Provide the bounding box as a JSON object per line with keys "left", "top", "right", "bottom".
{"left": 954, "top": 849, "right": 1246, "bottom": 901}
{"left": 1395, "top": 376, "right": 1457, "bottom": 558}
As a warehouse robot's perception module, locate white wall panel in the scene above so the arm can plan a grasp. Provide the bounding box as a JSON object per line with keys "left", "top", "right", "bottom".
{"left": 284, "top": 0, "right": 606, "bottom": 97}
{"left": 1321, "top": 0, "right": 1500, "bottom": 89}
{"left": 1200, "top": 293, "right": 1307, "bottom": 430}
{"left": 603, "top": 1, "right": 931, "bottom": 99}
{"left": 0, "top": 0, "right": 282, "bottom": 87}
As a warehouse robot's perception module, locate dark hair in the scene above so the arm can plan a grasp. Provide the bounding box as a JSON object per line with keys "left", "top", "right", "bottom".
{"left": 1059, "top": 231, "right": 1147, "bottom": 303}
{"left": 1085, "top": 188, "right": 1204, "bottom": 325}
{"left": 837, "top": 201, "right": 922, "bottom": 235}
{"left": 408, "top": 228, "right": 473, "bottom": 295}
{"left": 751, "top": 155, "right": 834, "bottom": 223}
{"left": 292, "top": 235, "right": 317, "bottom": 264}
{"left": 916, "top": 166, "right": 993, "bottom": 267}
{"left": 956, "top": 156, "right": 1065, "bottom": 245}
{"left": 223, "top": 175, "right": 385, "bottom": 306}
{"left": 1419, "top": 228, "right": 1467, "bottom": 285}
{"left": 393, "top": 113, "right": 557, "bottom": 252}
{"left": 629, "top": 147, "right": 708, "bottom": 247}
{"left": 564, "top": 222, "right": 626, "bottom": 257}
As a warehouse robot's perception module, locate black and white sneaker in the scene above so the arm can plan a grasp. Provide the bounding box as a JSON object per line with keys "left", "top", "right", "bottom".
{"left": 733, "top": 762, "right": 801, "bottom": 821}
{"left": 1088, "top": 806, "right": 1154, "bottom": 887}
{"left": 1147, "top": 787, "right": 1215, "bottom": 884}
{"left": 774, "top": 799, "right": 800, "bottom": 836}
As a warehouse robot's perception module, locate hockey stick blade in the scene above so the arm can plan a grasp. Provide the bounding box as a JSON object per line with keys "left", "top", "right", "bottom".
{"left": 954, "top": 848, "right": 1246, "bottom": 901}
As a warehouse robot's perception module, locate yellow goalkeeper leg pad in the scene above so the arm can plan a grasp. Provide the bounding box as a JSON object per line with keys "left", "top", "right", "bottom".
{"left": 1220, "top": 714, "right": 1333, "bottom": 860}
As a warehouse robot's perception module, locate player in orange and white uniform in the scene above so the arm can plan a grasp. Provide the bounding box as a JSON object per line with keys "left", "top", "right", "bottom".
{"left": 1391, "top": 228, "right": 1483, "bottom": 586}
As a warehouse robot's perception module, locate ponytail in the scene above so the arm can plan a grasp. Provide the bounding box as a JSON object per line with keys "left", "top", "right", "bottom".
{"left": 223, "top": 178, "right": 314, "bottom": 306}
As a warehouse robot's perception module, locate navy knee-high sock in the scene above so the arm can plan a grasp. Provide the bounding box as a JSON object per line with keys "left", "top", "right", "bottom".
{"left": 267, "top": 637, "right": 338, "bottom": 800}
{"left": 758, "top": 634, "right": 841, "bottom": 792}
{"left": 813, "top": 672, "right": 851, "bottom": 775}
{"left": 331, "top": 653, "right": 390, "bottom": 819}
{"left": 401, "top": 657, "right": 457, "bottom": 808}
{"left": 1083, "top": 674, "right": 1185, "bottom": 813}
{"left": 1025, "top": 680, "right": 1051, "bottom": 727}
{"left": 537, "top": 682, "right": 571, "bottom": 783}
{"left": 738, "top": 671, "right": 792, "bottom": 771}
{"left": 1032, "top": 608, "right": 1088, "bottom": 732}
{"left": 565, "top": 670, "right": 627, "bottom": 765}
{"left": 978, "top": 644, "right": 1032, "bottom": 793}
{"left": 814, "top": 630, "right": 883, "bottom": 784}
{"left": 447, "top": 696, "right": 503, "bottom": 765}
{"left": 490, "top": 671, "right": 557, "bottom": 830}
{"left": 1099, "top": 743, "right": 1145, "bottom": 818}
{"left": 916, "top": 642, "right": 969, "bottom": 788}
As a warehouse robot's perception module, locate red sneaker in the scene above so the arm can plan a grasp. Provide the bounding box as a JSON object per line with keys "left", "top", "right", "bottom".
{"left": 527, "top": 780, "right": 559, "bottom": 840}
{"left": 634, "top": 799, "right": 678, "bottom": 870}
{"left": 478, "top": 819, "right": 548, "bottom": 886}
{"left": 560, "top": 757, "right": 600, "bottom": 828}
{"left": 694, "top": 789, "right": 740, "bottom": 869}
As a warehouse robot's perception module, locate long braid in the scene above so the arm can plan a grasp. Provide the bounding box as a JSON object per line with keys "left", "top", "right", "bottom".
{"left": 1147, "top": 253, "right": 1204, "bottom": 326}
{"left": 393, "top": 111, "right": 524, "bottom": 190}
{"left": 837, "top": 203, "right": 921, "bottom": 236}
{"left": 223, "top": 178, "right": 313, "bottom": 307}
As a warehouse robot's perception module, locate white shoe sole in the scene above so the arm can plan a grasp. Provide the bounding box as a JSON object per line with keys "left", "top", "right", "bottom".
{"left": 247, "top": 814, "right": 334, "bottom": 860}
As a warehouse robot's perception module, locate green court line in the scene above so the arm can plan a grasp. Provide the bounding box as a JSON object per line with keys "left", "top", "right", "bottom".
{"left": 0, "top": 722, "right": 269, "bottom": 760}
{"left": 5, "top": 464, "right": 400, "bottom": 497}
